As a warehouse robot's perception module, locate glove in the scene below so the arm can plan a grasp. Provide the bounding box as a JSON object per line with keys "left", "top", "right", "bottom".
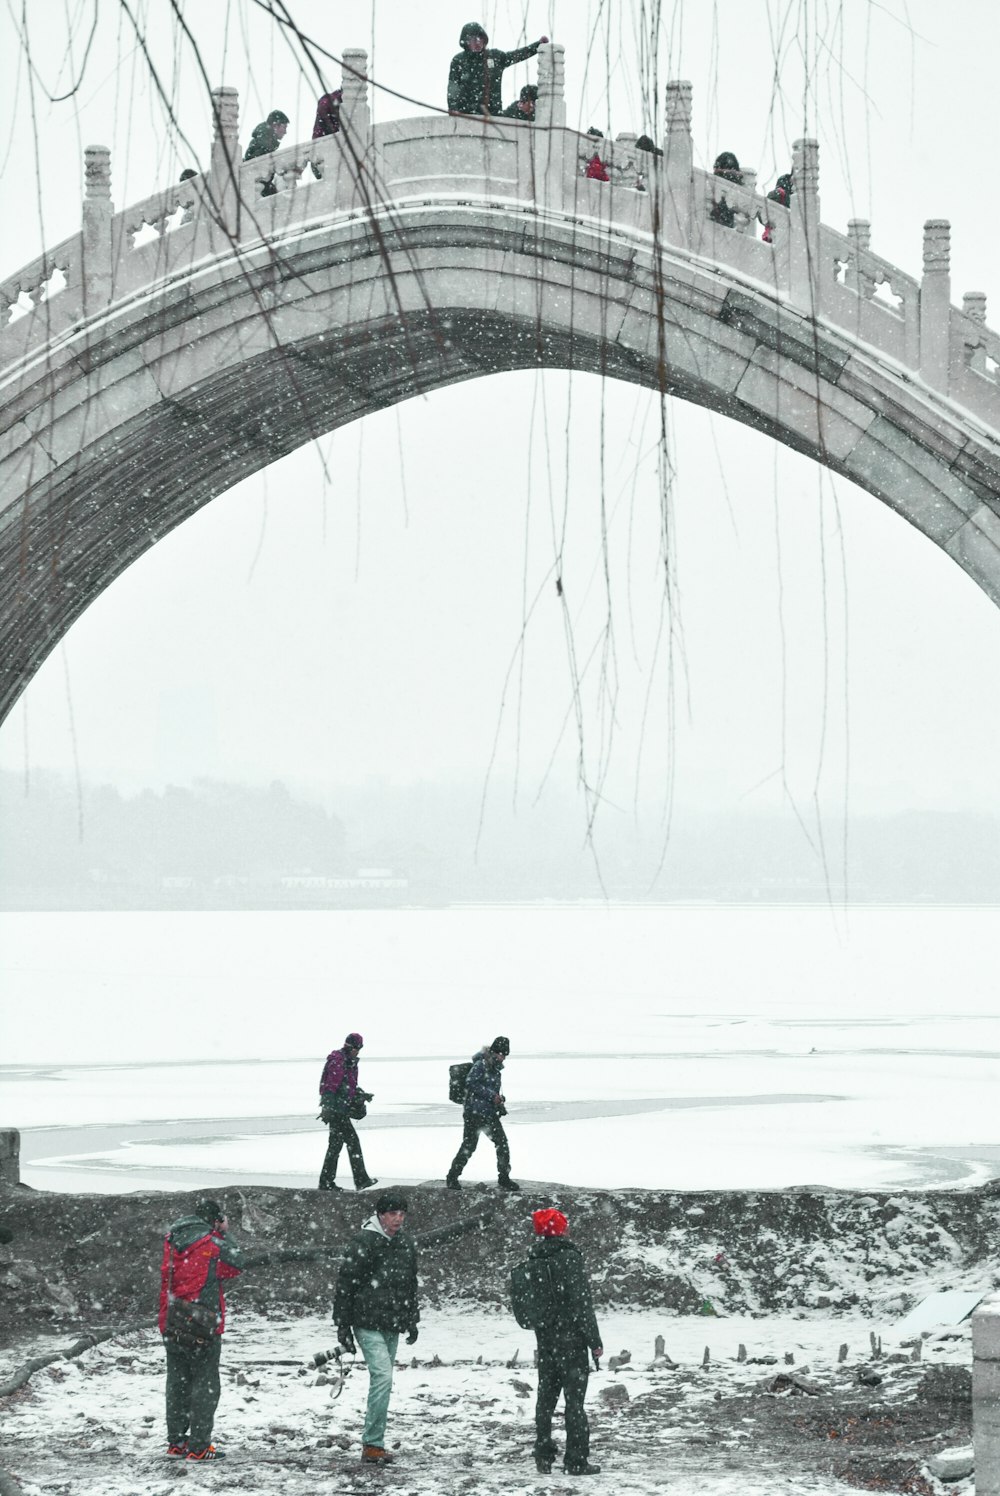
{"left": 337, "top": 1325, "right": 357, "bottom": 1355}
{"left": 406, "top": 1326, "right": 419, "bottom": 1345}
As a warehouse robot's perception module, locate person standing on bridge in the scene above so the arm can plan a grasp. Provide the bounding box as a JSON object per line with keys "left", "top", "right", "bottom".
{"left": 447, "top": 22, "right": 549, "bottom": 117}
{"left": 243, "top": 109, "right": 290, "bottom": 196}
{"left": 312, "top": 90, "right": 343, "bottom": 138}
{"left": 318, "top": 1032, "right": 378, "bottom": 1192}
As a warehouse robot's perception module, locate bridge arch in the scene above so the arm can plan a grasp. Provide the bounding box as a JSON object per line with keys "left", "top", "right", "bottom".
{"left": 3, "top": 57, "right": 1000, "bottom": 725}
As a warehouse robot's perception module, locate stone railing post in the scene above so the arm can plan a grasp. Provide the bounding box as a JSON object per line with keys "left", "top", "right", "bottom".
{"left": 963, "top": 291, "right": 988, "bottom": 375}
{"left": 0, "top": 1129, "right": 19, "bottom": 1185}
{"left": 536, "top": 42, "right": 566, "bottom": 129}
{"left": 740, "top": 166, "right": 757, "bottom": 233}
{"left": 847, "top": 218, "right": 875, "bottom": 298}
{"left": 208, "top": 85, "right": 240, "bottom": 237}
{"left": 920, "top": 218, "right": 951, "bottom": 391}
{"left": 974, "top": 1295, "right": 1000, "bottom": 1494}
{"left": 340, "top": 49, "right": 371, "bottom": 141}
{"left": 789, "top": 137, "right": 820, "bottom": 313}
{"left": 82, "top": 145, "right": 113, "bottom": 312}
{"left": 662, "top": 80, "right": 693, "bottom": 246}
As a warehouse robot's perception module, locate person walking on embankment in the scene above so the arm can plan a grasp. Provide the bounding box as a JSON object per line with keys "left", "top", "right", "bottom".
{"left": 524, "top": 1207, "right": 603, "bottom": 1476}
{"left": 318, "top": 1032, "right": 377, "bottom": 1192}
{"left": 334, "top": 1192, "right": 420, "bottom": 1465}
{"left": 158, "top": 1197, "right": 245, "bottom": 1462}
{"left": 447, "top": 22, "right": 548, "bottom": 117}
{"left": 446, "top": 1035, "right": 520, "bottom": 1191}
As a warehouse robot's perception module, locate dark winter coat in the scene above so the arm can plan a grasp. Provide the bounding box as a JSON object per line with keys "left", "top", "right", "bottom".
{"left": 312, "top": 93, "right": 341, "bottom": 139}
{"left": 447, "top": 42, "right": 543, "bottom": 116}
{"left": 243, "top": 121, "right": 283, "bottom": 161}
{"left": 502, "top": 99, "right": 535, "bottom": 121}
{"left": 528, "top": 1236, "right": 602, "bottom": 1352}
{"left": 333, "top": 1217, "right": 420, "bottom": 1333}
{"left": 319, "top": 1047, "right": 359, "bottom": 1115}
{"left": 463, "top": 1050, "right": 505, "bottom": 1119}
{"left": 158, "top": 1214, "right": 244, "bottom": 1337}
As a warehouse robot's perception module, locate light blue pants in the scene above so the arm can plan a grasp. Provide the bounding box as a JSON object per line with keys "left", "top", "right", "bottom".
{"left": 356, "top": 1328, "right": 399, "bottom": 1448}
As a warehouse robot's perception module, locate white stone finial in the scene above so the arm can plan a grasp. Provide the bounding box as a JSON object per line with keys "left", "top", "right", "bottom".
{"left": 84, "top": 144, "right": 111, "bottom": 200}
{"left": 964, "top": 291, "right": 988, "bottom": 324}
{"left": 792, "top": 138, "right": 819, "bottom": 197}
{"left": 923, "top": 219, "right": 950, "bottom": 274}
{"left": 341, "top": 48, "right": 370, "bottom": 138}
{"left": 536, "top": 42, "right": 566, "bottom": 129}
{"left": 665, "top": 79, "right": 692, "bottom": 134}
{"left": 211, "top": 86, "right": 239, "bottom": 149}
{"left": 847, "top": 218, "right": 871, "bottom": 253}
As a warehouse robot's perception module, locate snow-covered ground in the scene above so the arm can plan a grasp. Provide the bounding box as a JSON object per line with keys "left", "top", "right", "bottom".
{"left": 0, "top": 1305, "right": 974, "bottom": 1496}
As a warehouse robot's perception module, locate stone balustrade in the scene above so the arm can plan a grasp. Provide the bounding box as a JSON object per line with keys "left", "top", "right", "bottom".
{"left": 2, "top": 47, "right": 1000, "bottom": 444}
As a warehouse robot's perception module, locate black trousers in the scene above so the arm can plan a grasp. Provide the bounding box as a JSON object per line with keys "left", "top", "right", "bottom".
{"left": 319, "top": 1115, "right": 369, "bottom": 1188}
{"left": 448, "top": 1111, "right": 511, "bottom": 1180}
{"left": 164, "top": 1333, "right": 222, "bottom": 1451}
{"left": 534, "top": 1333, "right": 591, "bottom": 1470}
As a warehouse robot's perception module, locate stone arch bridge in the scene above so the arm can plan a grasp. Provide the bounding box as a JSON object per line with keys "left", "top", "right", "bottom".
{"left": 3, "top": 44, "right": 1000, "bottom": 726}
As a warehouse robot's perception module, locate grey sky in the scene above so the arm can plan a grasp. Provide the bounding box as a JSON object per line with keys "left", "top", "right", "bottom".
{"left": 2, "top": 0, "right": 999, "bottom": 838}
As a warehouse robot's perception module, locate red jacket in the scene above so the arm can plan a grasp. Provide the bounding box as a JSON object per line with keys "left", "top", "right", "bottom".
{"left": 585, "top": 153, "right": 609, "bottom": 182}
{"left": 158, "top": 1217, "right": 243, "bottom": 1336}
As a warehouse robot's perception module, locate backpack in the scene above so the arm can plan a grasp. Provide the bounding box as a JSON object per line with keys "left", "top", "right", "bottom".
{"left": 449, "top": 1061, "right": 473, "bottom": 1104}
{"left": 510, "top": 1256, "right": 557, "bottom": 1329}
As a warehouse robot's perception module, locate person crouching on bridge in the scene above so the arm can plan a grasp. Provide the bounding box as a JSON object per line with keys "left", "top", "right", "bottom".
{"left": 529, "top": 1208, "right": 603, "bottom": 1476}
{"left": 334, "top": 1192, "right": 419, "bottom": 1465}
{"left": 312, "top": 90, "right": 342, "bottom": 138}
{"left": 446, "top": 1035, "right": 520, "bottom": 1191}
{"left": 159, "top": 1198, "right": 245, "bottom": 1462}
{"left": 447, "top": 22, "right": 548, "bottom": 117}
{"left": 318, "top": 1031, "right": 378, "bottom": 1192}
{"left": 503, "top": 84, "right": 539, "bottom": 121}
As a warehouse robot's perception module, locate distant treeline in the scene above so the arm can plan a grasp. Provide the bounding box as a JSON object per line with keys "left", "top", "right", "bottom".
{"left": 1, "top": 770, "right": 999, "bottom": 906}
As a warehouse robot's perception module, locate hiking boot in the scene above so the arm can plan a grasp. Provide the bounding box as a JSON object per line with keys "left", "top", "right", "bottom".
{"left": 319, "top": 1181, "right": 344, "bottom": 1191}
{"left": 186, "top": 1445, "right": 226, "bottom": 1461}
{"left": 535, "top": 1455, "right": 553, "bottom": 1473}
{"left": 166, "top": 1442, "right": 188, "bottom": 1457}
{"left": 565, "top": 1463, "right": 601, "bottom": 1475}
{"left": 498, "top": 1177, "right": 521, "bottom": 1192}
{"left": 445, "top": 1175, "right": 462, "bottom": 1190}
{"left": 356, "top": 1176, "right": 379, "bottom": 1190}
{"left": 361, "top": 1445, "right": 394, "bottom": 1464}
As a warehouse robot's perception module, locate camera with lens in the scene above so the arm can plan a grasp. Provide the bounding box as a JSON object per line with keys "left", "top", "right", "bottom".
{"left": 311, "top": 1346, "right": 344, "bottom": 1370}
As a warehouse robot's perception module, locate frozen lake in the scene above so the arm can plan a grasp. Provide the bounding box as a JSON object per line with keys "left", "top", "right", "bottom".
{"left": 2, "top": 905, "right": 999, "bottom": 1193}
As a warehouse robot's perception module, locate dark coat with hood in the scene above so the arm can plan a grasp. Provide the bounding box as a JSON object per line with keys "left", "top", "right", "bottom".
{"left": 334, "top": 1215, "right": 420, "bottom": 1333}
{"left": 528, "top": 1236, "right": 602, "bottom": 1352}
{"left": 244, "top": 121, "right": 283, "bottom": 161}
{"left": 463, "top": 1048, "right": 505, "bottom": 1119}
{"left": 448, "top": 39, "right": 544, "bottom": 116}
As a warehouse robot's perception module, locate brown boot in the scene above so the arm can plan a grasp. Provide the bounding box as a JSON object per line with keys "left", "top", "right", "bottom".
{"left": 362, "top": 1445, "right": 394, "bottom": 1464}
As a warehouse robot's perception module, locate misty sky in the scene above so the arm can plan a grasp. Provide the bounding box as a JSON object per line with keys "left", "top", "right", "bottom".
{"left": 3, "top": 0, "right": 1000, "bottom": 848}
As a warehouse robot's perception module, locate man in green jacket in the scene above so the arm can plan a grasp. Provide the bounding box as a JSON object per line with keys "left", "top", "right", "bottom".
{"left": 334, "top": 1192, "right": 419, "bottom": 1465}
{"left": 447, "top": 22, "right": 548, "bottom": 116}
{"left": 528, "top": 1207, "right": 603, "bottom": 1476}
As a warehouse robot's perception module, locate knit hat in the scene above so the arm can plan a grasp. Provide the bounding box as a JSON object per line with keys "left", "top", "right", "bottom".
{"left": 490, "top": 1036, "right": 510, "bottom": 1055}
{"left": 345, "top": 1032, "right": 364, "bottom": 1048}
{"left": 533, "top": 1208, "right": 568, "bottom": 1236}
{"left": 196, "top": 1198, "right": 225, "bottom": 1227}
{"left": 376, "top": 1192, "right": 409, "bottom": 1215}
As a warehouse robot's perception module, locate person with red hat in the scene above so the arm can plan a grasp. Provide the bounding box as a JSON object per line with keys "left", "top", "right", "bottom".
{"left": 529, "top": 1207, "right": 603, "bottom": 1476}
{"left": 317, "top": 1033, "right": 377, "bottom": 1192}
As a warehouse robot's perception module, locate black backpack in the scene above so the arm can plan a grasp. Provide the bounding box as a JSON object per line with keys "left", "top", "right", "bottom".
{"left": 510, "top": 1256, "right": 557, "bottom": 1329}
{"left": 449, "top": 1061, "right": 473, "bottom": 1104}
